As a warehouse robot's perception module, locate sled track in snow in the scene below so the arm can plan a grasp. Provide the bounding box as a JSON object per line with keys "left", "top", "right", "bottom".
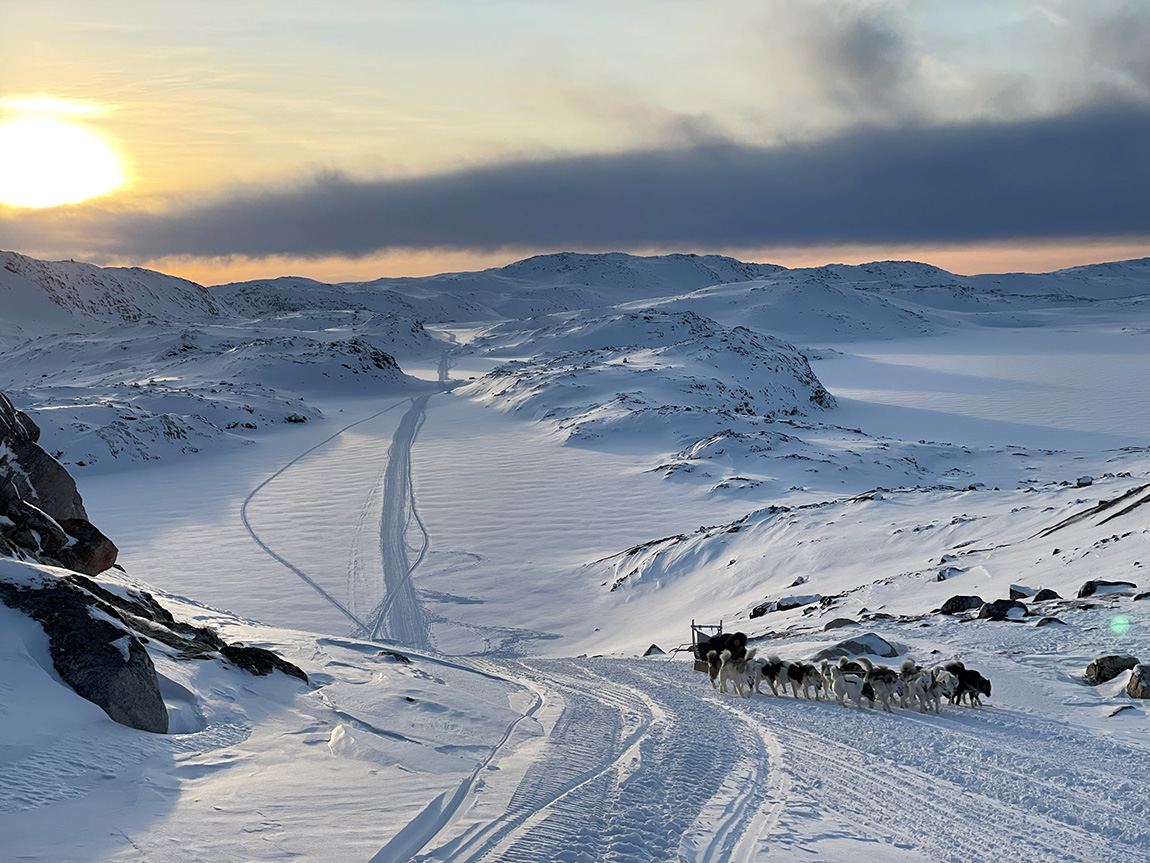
{"left": 406, "top": 659, "right": 783, "bottom": 863}
{"left": 729, "top": 684, "right": 1150, "bottom": 862}
{"left": 367, "top": 394, "right": 432, "bottom": 650}
{"left": 241, "top": 400, "right": 413, "bottom": 632}
{"left": 242, "top": 392, "right": 436, "bottom": 649}
{"left": 380, "top": 659, "right": 1149, "bottom": 863}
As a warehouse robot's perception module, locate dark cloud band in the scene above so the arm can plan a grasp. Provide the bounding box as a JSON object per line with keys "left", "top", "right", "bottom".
{"left": 15, "top": 103, "right": 1150, "bottom": 258}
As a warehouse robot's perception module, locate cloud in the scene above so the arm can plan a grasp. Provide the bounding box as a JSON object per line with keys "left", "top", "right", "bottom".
{"left": 8, "top": 102, "right": 1150, "bottom": 259}
{"left": 1090, "top": 2, "right": 1150, "bottom": 97}
{"left": 793, "top": 4, "right": 920, "bottom": 121}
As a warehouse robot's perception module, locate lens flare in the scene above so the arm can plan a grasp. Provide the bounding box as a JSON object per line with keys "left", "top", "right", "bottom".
{"left": 1110, "top": 616, "right": 1131, "bottom": 635}
{"left": 0, "top": 114, "right": 126, "bottom": 208}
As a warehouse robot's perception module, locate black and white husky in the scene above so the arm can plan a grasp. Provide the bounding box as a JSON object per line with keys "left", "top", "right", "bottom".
{"left": 856, "top": 657, "right": 902, "bottom": 713}
{"left": 781, "top": 659, "right": 824, "bottom": 699}
{"left": 821, "top": 660, "right": 869, "bottom": 708}
{"left": 747, "top": 654, "right": 785, "bottom": 696}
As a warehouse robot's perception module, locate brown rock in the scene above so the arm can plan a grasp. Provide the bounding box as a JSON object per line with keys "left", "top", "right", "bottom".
{"left": 1085, "top": 654, "right": 1139, "bottom": 685}
{"left": 1127, "top": 665, "right": 1150, "bottom": 699}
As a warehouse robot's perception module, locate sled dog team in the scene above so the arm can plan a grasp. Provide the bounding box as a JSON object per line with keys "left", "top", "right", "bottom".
{"left": 706, "top": 639, "right": 991, "bottom": 713}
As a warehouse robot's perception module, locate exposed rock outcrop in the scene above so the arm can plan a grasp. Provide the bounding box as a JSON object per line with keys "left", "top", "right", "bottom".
{"left": 0, "top": 391, "right": 118, "bottom": 575}
{"left": 222, "top": 644, "right": 309, "bottom": 682}
{"left": 823, "top": 617, "right": 858, "bottom": 631}
{"left": 1127, "top": 664, "right": 1150, "bottom": 699}
{"left": 1085, "top": 654, "right": 1140, "bottom": 685}
{"left": 0, "top": 573, "right": 168, "bottom": 733}
{"left": 813, "top": 632, "right": 901, "bottom": 660}
{"left": 1077, "top": 579, "right": 1137, "bottom": 598}
{"left": 938, "top": 595, "right": 984, "bottom": 615}
{"left": 0, "top": 565, "right": 309, "bottom": 731}
{"left": 978, "top": 599, "right": 1028, "bottom": 621}
{"left": 750, "top": 593, "right": 821, "bottom": 617}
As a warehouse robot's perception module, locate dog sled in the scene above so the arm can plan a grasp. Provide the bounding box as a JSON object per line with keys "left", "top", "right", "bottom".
{"left": 689, "top": 619, "right": 724, "bottom": 673}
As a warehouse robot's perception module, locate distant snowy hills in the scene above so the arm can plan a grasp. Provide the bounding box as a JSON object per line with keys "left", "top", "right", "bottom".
{"left": 4, "top": 247, "right": 1150, "bottom": 473}
{"left": 1, "top": 250, "right": 225, "bottom": 326}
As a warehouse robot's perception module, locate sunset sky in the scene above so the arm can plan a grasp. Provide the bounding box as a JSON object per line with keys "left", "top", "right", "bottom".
{"left": 1, "top": 0, "right": 1149, "bottom": 284}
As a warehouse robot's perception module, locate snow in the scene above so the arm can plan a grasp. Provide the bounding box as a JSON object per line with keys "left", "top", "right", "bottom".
{"left": 2, "top": 249, "right": 1150, "bottom": 861}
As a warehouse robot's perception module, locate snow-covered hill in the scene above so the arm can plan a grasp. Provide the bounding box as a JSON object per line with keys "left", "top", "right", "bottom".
{"left": 463, "top": 309, "right": 833, "bottom": 447}
{"left": 1, "top": 250, "right": 226, "bottom": 324}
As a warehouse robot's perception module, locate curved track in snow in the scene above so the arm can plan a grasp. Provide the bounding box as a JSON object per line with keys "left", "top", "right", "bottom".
{"left": 374, "top": 659, "right": 783, "bottom": 863}
{"left": 369, "top": 658, "right": 1149, "bottom": 863}
{"left": 240, "top": 400, "right": 412, "bottom": 632}
{"left": 242, "top": 388, "right": 437, "bottom": 648}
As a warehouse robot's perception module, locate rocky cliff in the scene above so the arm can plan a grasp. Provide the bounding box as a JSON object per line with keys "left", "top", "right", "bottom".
{"left": 0, "top": 389, "right": 306, "bottom": 733}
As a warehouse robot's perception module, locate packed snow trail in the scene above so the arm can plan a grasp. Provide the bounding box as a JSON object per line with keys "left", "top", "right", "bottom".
{"left": 369, "top": 659, "right": 1150, "bottom": 863}
{"left": 368, "top": 394, "right": 433, "bottom": 649}
{"left": 376, "top": 659, "right": 783, "bottom": 863}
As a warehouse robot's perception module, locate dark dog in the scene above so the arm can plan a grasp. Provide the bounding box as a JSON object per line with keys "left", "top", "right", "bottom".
{"left": 782, "top": 660, "right": 824, "bottom": 699}
{"left": 944, "top": 661, "right": 992, "bottom": 706}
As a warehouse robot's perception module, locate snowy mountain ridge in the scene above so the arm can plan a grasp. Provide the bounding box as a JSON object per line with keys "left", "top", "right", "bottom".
{"left": 1, "top": 250, "right": 226, "bottom": 325}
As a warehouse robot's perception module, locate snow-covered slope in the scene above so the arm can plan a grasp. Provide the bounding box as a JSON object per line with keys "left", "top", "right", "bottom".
{"left": 463, "top": 308, "right": 833, "bottom": 446}
{"left": 641, "top": 273, "right": 946, "bottom": 341}
{"left": 1, "top": 250, "right": 226, "bottom": 323}
{"left": 0, "top": 323, "right": 428, "bottom": 470}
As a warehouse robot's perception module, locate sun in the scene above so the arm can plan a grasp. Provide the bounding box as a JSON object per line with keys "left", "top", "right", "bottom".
{"left": 0, "top": 112, "right": 126, "bottom": 208}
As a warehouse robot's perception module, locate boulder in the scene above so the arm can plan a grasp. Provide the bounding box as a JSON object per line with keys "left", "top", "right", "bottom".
{"left": 750, "top": 593, "right": 821, "bottom": 618}
{"left": 813, "top": 632, "right": 901, "bottom": 660}
{"left": 1085, "top": 655, "right": 1139, "bottom": 685}
{"left": 823, "top": 617, "right": 858, "bottom": 631}
{"left": 1033, "top": 588, "right": 1062, "bottom": 602}
{"left": 978, "top": 599, "right": 1028, "bottom": 621}
{"left": 643, "top": 644, "right": 665, "bottom": 656}
{"left": 1134, "top": 592, "right": 1149, "bottom": 602}
{"left": 939, "top": 595, "right": 984, "bottom": 615}
{"left": 1009, "top": 584, "right": 1036, "bottom": 600}
{"left": 1127, "top": 665, "right": 1150, "bottom": 699}
{"left": 1035, "top": 616, "right": 1067, "bottom": 627}
{"left": 55, "top": 518, "right": 119, "bottom": 576}
{"left": 1077, "top": 579, "right": 1137, "bottom": 598}
{"left": 777, "top": 593, "right": 821, "bottom": 611}
{"left": 0, "top": 576, "right": 168, "bottom": 733}
{"left": 221, "top": 644, "right": 308, "bottom": 682}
